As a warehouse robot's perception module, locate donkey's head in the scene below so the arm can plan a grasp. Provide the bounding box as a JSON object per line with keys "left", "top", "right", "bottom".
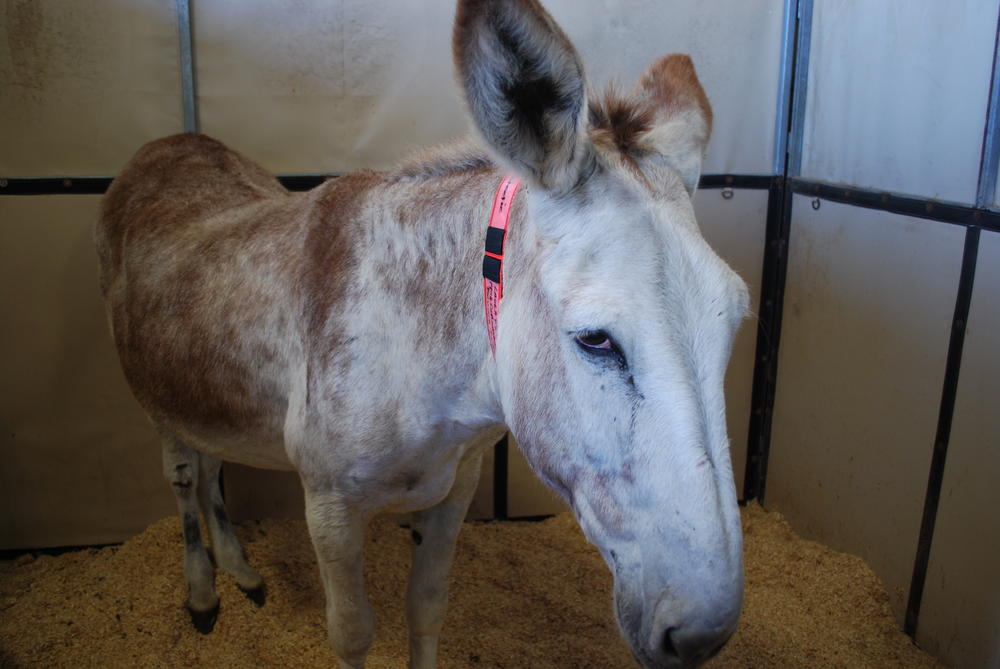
{"left": 456, "top": 2, "right": 748, "bottom": 667}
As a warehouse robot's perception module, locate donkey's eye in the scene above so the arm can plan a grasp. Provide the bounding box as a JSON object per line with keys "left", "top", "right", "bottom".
{"left": 576, "top": 331, "right": 613, "bottom": 350}
{"left": 574, "top": 330, "right": 628, "bottom": 369}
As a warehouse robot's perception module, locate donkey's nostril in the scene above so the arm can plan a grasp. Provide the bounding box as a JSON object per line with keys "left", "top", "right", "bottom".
{"left": 661, "top": 626, "right": 681, "bottom": 660}
{"left": 660, "top": 624, "right": 731, "bottom": 666}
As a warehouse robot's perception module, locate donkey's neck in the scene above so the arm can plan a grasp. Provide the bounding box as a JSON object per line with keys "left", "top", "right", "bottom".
{"left": 333, "top": 145, "right": 523, "bottom": 442}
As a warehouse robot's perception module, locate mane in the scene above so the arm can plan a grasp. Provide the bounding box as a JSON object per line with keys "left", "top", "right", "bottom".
{"left": 392, "top": 137, "right": 496, "bottom": 181}
{"left": 392, "top": 88, "right": 654, "bottom": 181}
{"left": 587, "top": 86, "right": 654, "bottom": 158}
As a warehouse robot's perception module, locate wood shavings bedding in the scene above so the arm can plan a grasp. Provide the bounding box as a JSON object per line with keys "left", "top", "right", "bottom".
{"left": 0, "top": 504, "right": 945, "bottom": 668}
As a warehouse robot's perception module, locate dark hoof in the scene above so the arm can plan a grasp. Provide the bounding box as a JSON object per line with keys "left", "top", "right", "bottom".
{"left": 188, "top": 604, "right": 219, "bottom": 634}
{"left": 240, "top": 583, "right": 266, "bottom": 607}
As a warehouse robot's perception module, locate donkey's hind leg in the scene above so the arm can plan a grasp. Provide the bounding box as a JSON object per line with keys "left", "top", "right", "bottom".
{"left": 160, "top": 433, "right": 219, "bottom": 633}
{"left": 196, "top": 455, "right": 265, "bottom": 604}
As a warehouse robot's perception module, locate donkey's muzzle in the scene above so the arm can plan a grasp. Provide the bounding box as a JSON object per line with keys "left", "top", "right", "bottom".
{"left": 644, "top": 595, "right": 739, "bottom": 668}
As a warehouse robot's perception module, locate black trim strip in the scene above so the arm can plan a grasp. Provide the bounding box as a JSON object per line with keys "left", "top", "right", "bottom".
{"left": 0, "top": 174, "right": 337, "bottom": 196}
{"left": 0, "top": 177, "right": 113, "bottom": 195}
{"left": 743, "top": 181, "right": 793, "bottom": 502}
{"left": 698, "top": 174, "right": 774, "bottom": 190}
{"left": 493, "top": 434, "right": 509, "bottom": 520}
{"left": 1, "top": 173, "right": 771, "bottom": 196}
{"left": 791, "top": 178, "right": 1000, "bottom": 233}
{"left": 904, "top": 226, "right": 981, "bottom": 637}
{"left": 0, "top": 542, "right": 121, "bottom": 560}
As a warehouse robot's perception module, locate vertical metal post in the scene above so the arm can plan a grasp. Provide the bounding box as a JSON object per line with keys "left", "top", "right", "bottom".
{"left": 176, "top": 0, "right": 199, "bottom": 133}
{"left": 976, "top": 16, "right": 1000, "bottom": 210}
{"left": 493, "top": 434, "right": 509, "bottom": 520}
{"left": 905, "top": 6, "right": 999, "bottom": 638}
{"left": 904, "top": 226, "right": 980, "bottom": 637}
{"left": 743, "top": 0, "right": 813, "bottom": 503}
{"left": 770, "top": 0, "right": 798, "bottom": 177}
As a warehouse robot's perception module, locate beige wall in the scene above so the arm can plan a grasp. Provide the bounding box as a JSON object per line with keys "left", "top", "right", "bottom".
{"left": 192, "top": 0, "right": 784, "bottom": 175}
{"left": 0, "top": 0, "right": 182, "bottom": 176}
{"left": 0, "top": 196, "right": 176, "bottom": 549}
{"left": 766, "top": 198, "right": 966, "bottom": 623}
{"left": 1, "top": 0, "right": 183, "bottom": 550}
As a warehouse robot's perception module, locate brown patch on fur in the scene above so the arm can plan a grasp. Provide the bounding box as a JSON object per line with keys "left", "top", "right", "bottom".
{"left": 394, "top": 139, "right": 494, "bottom": 181}
{"left": 302, "top": 171, "right": 380, "bottom": 372}
{"left": 389, "top": 170, "right": 495, "bottom": 354}
{"left": 634, "top": 54, "right": 712, "bottom": 138}
{"left": 97, "top": 134, "right": 287, "bottom": 294}
{"left": 588, "top": 88, "right": 654, "bottom": 158}
{"left": 97, "top": 135, "right": 321, "bottom": 443}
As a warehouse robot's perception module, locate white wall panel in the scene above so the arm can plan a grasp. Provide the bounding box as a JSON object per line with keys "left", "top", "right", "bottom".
{"left": 0, "top": 0, "right": 183, "bottom": 176}
{"left": 767, "top": 197, "right": 965, "bottom": 623}
{"left": 195, "top": 0, "right": 783, "bottom": 175}
{"left": 694, "top": 188, "right": 769, "bottom": 499}
{"left": 547, "top": 0, "right": 784, "bottom": 176}
{"left": 0, "top": 196, "right": 175, "bottom": 549}
{"left": 802, "top": 0, "right": 999, "bottom": 203}
{"left": 919, "top": 230, "right": 1000, "bottom": 669}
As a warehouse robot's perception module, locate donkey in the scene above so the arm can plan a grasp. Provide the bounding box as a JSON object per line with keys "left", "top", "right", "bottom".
{"left": 96, "top": 1, "right": 749, "bottom": 667}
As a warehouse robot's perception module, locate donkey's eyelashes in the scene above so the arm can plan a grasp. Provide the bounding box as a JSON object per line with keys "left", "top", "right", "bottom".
{"left": 574, "top": 330, "right": 628, "bottom": 369}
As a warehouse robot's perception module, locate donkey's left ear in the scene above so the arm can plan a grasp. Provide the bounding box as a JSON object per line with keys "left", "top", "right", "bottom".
{"left": 631, "top": 54, "right": 712, "bottom": 195}
{"left": 454, "top": 0, "right": 591, "bottom": 194}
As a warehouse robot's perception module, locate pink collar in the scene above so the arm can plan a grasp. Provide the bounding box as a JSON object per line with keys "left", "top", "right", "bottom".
{"left": 482, "top": 176, "right": 522, "bottom": 356}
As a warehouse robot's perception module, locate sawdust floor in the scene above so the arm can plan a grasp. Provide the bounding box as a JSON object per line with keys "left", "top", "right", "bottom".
{"left": 0, "top": 504, "right": 945, "bottom": 668}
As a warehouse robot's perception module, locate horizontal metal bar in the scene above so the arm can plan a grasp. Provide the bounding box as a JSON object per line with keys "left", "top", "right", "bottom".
{"left": 790, "top": 178, "right": 1000, "bottom": 233}
{"left": 0, "top": 177, "right": 113, "bottom": 195}
{"left": 698, "top": 174, "right": 775, "bottom": 190}
{"left": 0, "top": 173, "right": 774, "bottom": 196}
{"left": 0, "top": 174, "right": 336, "bottom": 195}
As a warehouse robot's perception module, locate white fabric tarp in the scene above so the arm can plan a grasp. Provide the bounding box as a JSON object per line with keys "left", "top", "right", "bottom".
{"left": 194, "top": 0, "right": 784, "bottom": 175}
{"left": 0, "top": 0, "right": 183, "bottom": 176}
{"left": 801, "top": 0, "right": 999, "bottom": 203}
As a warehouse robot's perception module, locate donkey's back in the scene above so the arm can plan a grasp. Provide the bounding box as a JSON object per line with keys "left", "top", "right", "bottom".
{"left": 96, "top": 133, "right": 373, "bottom": 469}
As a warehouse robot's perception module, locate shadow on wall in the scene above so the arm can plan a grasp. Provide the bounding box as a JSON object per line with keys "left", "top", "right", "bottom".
{"left": 0, "top": 196, "right": 175, "bottom": 550}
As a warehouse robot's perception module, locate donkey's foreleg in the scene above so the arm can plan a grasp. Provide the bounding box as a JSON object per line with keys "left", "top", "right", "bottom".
{"left": 406, "top": 451, "right": 484, "bottom": 669}
{"left": 195, "top": 455, "right": 265, "bottom": 604}
{"left": 304, "top": 490, "right": 374, "bottom": 669}
{"left": 160, "top": 434, "right": 219, "bottom": 633}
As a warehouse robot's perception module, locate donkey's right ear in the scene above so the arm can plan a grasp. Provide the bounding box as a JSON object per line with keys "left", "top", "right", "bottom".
{"left": 454, "top": 0, "right": 591, "bottom": 193}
